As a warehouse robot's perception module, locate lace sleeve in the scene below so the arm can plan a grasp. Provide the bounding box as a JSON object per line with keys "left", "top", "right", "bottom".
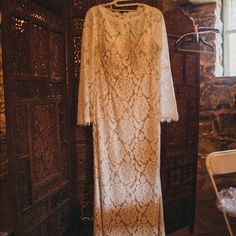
{"left": 77, "top": 9, "right": 95, "bottom": 126}
{"left": 158, "top": 14, "right": 179, "bottom": 123}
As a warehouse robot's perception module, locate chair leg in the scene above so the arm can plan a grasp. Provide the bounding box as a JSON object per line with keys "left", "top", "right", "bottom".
{"left": 222, "top": 211, "right": 234, "bottom": 236}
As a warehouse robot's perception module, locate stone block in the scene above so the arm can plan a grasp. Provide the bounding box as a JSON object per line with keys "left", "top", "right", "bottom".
{"left": 205, "top": 65, "right": 216, "bottom": 74}
{"left": 199, "top": 111, "right": 215, "bottom": 120}
{"left": 200, "top": 83, "right": 233, "bottom": 110}
{"left": 198, "top": 135, "right": 223, "bottom": 155}
{"left": 199, "top": 112, "right": 215, "bottom": 135}
{"left": 214, "top": 76, "right": 236, "bottom": 86}
{"left": 218, "top": 113, "right": 236, "bottom": 138}
{"left": 199, "top": 121, "right": 212, "bottom": 135}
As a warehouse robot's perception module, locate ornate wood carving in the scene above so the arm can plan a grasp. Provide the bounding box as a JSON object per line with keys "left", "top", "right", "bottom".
{"left": 185, "top": 55, "right": 197, "bottom": 84}
{"left": 12, "top": 0, "right": 63, "bottom": 25}
{"left": 17, "top": 158, "right": 32, "bottom": 210}
{"left": 50, "top": 31, "right": 64, "bottom": 81}
{"left": 11, "top": 0, "right": 33, "bottom": 14}
{"left": 33, "top": 24, "right": 48, "bottom": 77}
{"left": 161, "top": 8, "right": 199, "bottom": 233}
{"left": 45, "top": 82, "right": 64, "bottom": 98}
{"left": 73, "top": 36, "right": 82, "bottom": 78}
{"left": 75, "top": 126, "right": 92, "bottom": 142}
{"left": 170, "top": 52, "right": 184, "bottom": 85}
{"left": 73, "top": 0, "right": 83, "bottom": 11}
{"left": 73, "top": 18, "right": 84, "bottom": 34}
{"left": 56, "top": 202, "right": 71, "bottom": 234}
{"left": 14, "top": 106, "right": 29, "bottom": 157}
{"left": 10, "top": 16, "right": 31, "bottom": 75}
{"left": 60, "top": 142, "right": 69, "bottom": 182}
{"left": 50, "top": 185, "right": 70, "bottom": 210}
{"left": 25, "top": 225, "right": 41, "bottom": 236}
{"left": 59, "top": 101, "right": 65, "bottom": 141}
{"left": 30, "top": 104, "right": 59, "bottom": 185}
{"left": 23, "top": 199, "right": 49, "bottom": 232}
{"left": 33, "top": 177, "right": 61, "bottom": 203}
{"left": 14, "top": 81, "right": 43, "bottom": 99}
{"left": 41, "top": 216, "right": 57, "bottom": 236}
{"left": 2, "top": 0, "right": 73, "bottom": 234}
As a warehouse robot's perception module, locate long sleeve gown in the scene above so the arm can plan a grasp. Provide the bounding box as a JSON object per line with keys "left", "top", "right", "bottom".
{"left": 77, "top": 4, "right": 179, "bottom": 236}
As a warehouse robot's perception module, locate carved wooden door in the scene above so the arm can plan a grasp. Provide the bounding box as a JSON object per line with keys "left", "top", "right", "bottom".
{"left": 161, "top": 9, "right": 200, "bottom": 233}
{"left": 1, "top": 0, "right": 75, "bottom": 235}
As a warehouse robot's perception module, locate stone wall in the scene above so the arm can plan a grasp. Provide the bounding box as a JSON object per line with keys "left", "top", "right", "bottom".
{"left": 181, "top": 2, "right": 236, "bottom": 158}
{"left": 198, "top": 76, "right": 236, "bottom": 153}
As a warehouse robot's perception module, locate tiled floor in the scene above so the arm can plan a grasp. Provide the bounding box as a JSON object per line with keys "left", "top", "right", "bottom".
{"left": 168, "top": 165, "right": 236, "bottom": 236}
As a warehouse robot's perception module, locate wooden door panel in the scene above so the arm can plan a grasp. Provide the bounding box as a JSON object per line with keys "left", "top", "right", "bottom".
{"left": 17, "top": 157, "right": 32, "bottom": 211}
{"left": 2, "top": 0, "right": 74, "bottom": 235}
{"left": 30, "top": 103, "right": 60, "bottom": 202}
{"left": 162, "top": 9, "right": 200, "bottom": 234}
{"left": 50, "top": 31, "right": 65, "bottom": 81}
{"left": 164, "top": 94, "right": 198, "bottom": 150}
{"left": 9, "top": 16, "right": 31, "bottom": 76}
{"left": 170, "top": 52, "right": 184, "bottom": 86}
{"left": 32, "top": 24, "right": 49, "bottom": 77}
{"left": 185, "top": 55, "right": 198, "bottom": 84}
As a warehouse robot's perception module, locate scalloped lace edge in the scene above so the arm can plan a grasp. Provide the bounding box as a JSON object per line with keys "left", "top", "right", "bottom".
{"left": 78, "top": 121, "right": 92, "bottom": 126}
{"left": 161, "top": 118, "right": 179, "bottom": 123}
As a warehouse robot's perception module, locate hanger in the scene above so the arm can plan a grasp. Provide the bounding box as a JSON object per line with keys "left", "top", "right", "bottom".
{"left": 102, "top": 0, "right": 143, "bottom": 12}
{"left": 176, "top": 25, "right": 220, "bottom": 54}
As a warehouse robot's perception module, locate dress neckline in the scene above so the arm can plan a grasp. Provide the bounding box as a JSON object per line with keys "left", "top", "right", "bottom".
{"left": 98, "top": 3, "right": 147, "bottom": 21}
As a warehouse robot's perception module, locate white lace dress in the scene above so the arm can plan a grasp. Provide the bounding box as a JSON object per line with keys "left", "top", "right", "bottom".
{"left": 77, "top": 4, "right": 178, "bottom": 236}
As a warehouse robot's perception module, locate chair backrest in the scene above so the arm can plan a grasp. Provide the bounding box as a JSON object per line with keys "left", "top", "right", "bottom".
{"left": 206, "top": 149, "right": 236, "bottom": 176}
{"left": 205, "top": 150, "right": 236, "bottom": 236}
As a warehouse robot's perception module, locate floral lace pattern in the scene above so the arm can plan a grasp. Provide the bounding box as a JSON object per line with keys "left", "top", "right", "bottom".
{"left": 77, "top": 4, "right": 178, "bottom": 236}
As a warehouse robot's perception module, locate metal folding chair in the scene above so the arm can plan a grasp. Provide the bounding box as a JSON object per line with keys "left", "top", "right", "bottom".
{"left": 206, "top": 149, "right": 236, "bottom": 236}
